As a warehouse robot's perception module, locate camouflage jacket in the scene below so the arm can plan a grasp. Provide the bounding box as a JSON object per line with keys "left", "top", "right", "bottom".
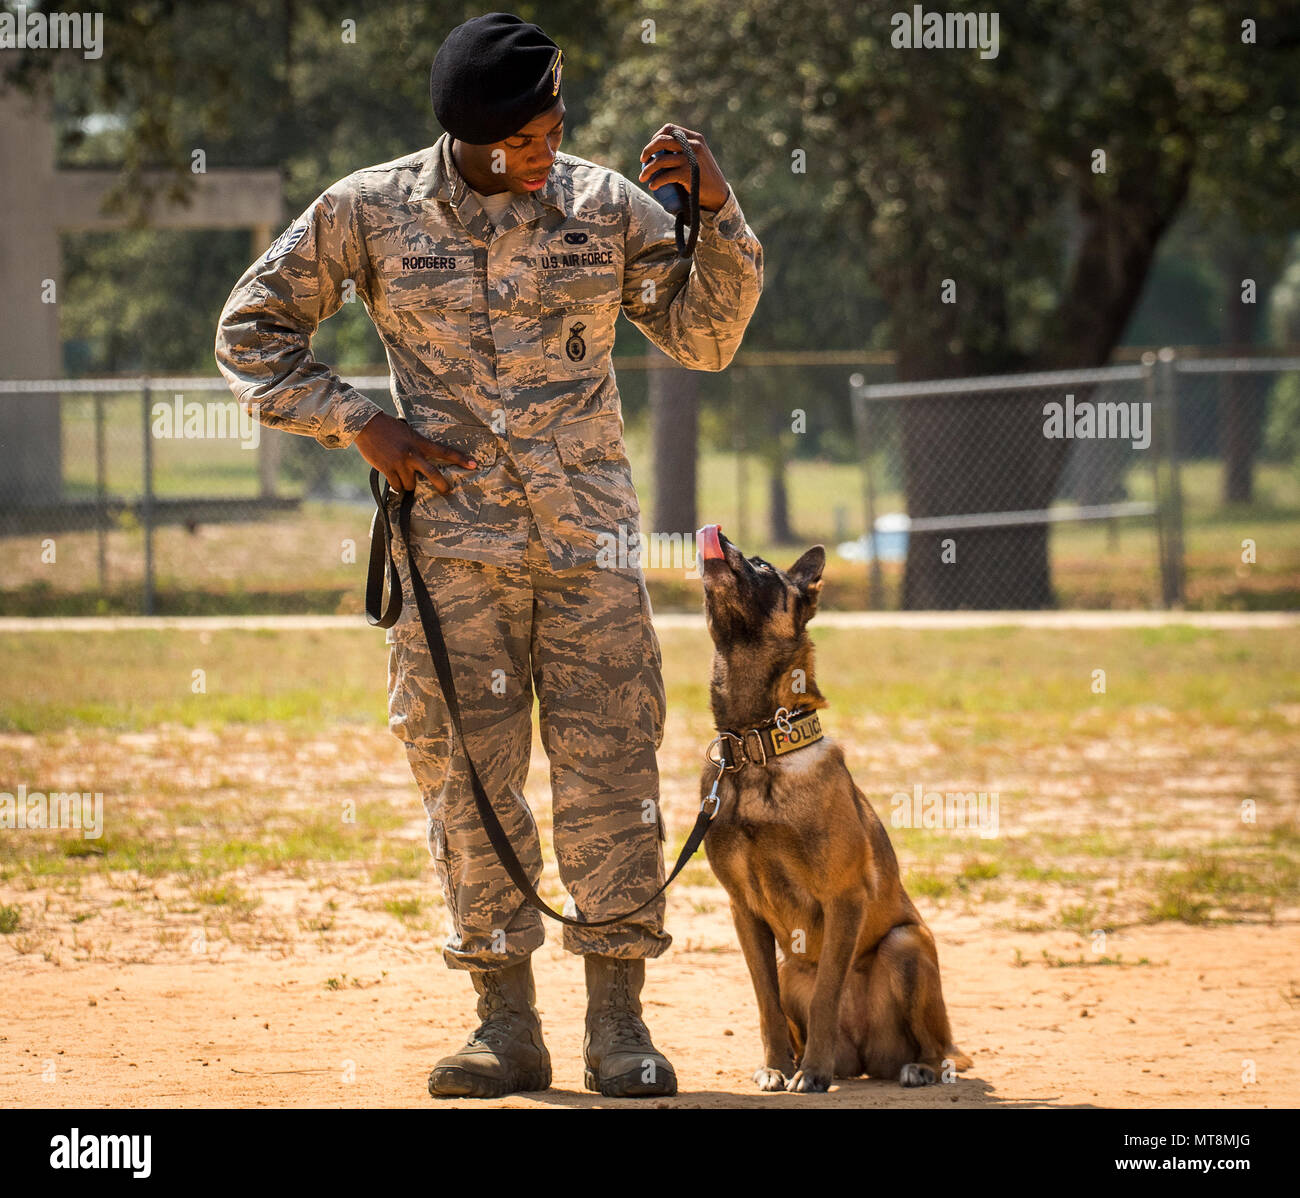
{"left": 214, "top": 132, "right": 763, "bottom": 571}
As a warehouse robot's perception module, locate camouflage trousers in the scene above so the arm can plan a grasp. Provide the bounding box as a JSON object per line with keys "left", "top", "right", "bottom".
{"left": 386, "top": 515, "right": 671, "bottom": 970}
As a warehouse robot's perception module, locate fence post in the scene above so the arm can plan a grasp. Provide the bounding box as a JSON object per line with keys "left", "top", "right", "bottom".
{"left": 258, "top": 428, "right": 280, "bottom": 499}
{"left": 1143, "top": 353, "right": 1167, "bottom": 608}
{"left": 849, "top": 374, "right": 883, "bottom": 610}
{"left": 141, "top": 377, "right": 155, "bottom": 615}
{"left": 94, "top": 390, "right": 107, "bottom": 593}
{"left": 1154, "top": 348, "right": 1186, "bottom": 608}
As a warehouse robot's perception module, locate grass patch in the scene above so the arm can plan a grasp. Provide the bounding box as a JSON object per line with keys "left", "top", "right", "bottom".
{"left": 0, "top": 628, "right": 387, "bottom": 733}
{"left": 369, "top": 859, "right": 425, "bottom": 884}
{"left": 959, "top": 858, "right": 1001, "bottom": 882}
{"left": 4, "top": 622, "right": 1300, "bottom": 735}
{"left": 188, "top": 882, "right": 261, "bottom": 918}
{"left": 1058, "top": 904, "right": 1108, "bottom": 936}
{"left": 1039, "top": 951, "right": 1153, "bottom": 968}
{"left": 1146, "top": 853, "right": 1297, "bottom": 924}
{"left": 381, "top": 897, "right": 423, "bottom": 920}
{"left": 0, "top": 805, "right": 415, "bottom": 882}
{"left": 0, "top": 903, "right": 21, "bottom": 933}
{"left": 906, "top": 873, "right": 951, "bottom": 899}
{"left": 324, "top": 972, "right": 386, "bottom": 991}
{"left": 1148, "top": 890, "right": 1212, "bottom": 925}
{"left": 1012, "top": 863, "right": 1092, "bottom": 885}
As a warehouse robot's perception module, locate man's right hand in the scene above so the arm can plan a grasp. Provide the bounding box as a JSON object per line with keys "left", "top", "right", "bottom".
{"left": 353, "top": 411, "right": 477, "bottom": 495}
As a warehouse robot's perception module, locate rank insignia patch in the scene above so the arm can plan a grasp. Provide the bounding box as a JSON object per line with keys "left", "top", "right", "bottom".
{"left": 266, "top": 221, "right": 308, "bottom": 262}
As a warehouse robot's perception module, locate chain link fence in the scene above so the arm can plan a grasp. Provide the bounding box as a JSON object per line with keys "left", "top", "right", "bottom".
{"left": 840, "top": 353, "right": 1300, "bottom": 610}
{"left": 0, "top": 374, "right": 397, "bottom": 615}
{"left": 1, "top": 352, "right": 1297, "bottom": 614}
{"left": 1162, "top": 356, "right": 1300, "bottom": 612}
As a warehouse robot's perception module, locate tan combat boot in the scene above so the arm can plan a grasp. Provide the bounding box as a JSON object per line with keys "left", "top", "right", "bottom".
{"left": 428, "top": 958, "right": 551, "bottom": 1098}
{"left": 583, "top": 955, "right": 678, "bottom": 1097}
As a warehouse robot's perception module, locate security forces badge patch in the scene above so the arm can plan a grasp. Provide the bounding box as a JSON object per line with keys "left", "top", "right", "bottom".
{"left": 564, "top": 320, "right": 587, "bottom": 362}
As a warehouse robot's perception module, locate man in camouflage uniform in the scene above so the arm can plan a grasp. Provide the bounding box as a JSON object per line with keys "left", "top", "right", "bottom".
{"left": 215, "top": 12, "right": 762, "bottom": 1099}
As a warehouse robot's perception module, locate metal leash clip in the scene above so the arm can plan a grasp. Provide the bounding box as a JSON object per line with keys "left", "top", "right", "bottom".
{"left": 701, "top": 760, "right": 725, "bottom": 821}
{"left": 774, "top": 706, "right": 794, "bottom": 736}
{"left": 701, "top": 735, "right": 739, "bottom": 820}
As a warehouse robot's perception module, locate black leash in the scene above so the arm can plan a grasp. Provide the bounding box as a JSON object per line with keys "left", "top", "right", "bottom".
{"left": 366, "top": 467, "right": 719, "bottom": 928}
{"left": 669, "top": 127, "right": 700, "bottom": 259}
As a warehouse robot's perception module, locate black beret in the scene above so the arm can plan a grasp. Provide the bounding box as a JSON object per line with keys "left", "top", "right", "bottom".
{"left": 430, "top": 13, "right": 563, "bottom": 145}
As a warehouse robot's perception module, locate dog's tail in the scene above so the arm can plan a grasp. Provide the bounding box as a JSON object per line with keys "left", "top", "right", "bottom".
{"left": 945, "top": 1045, "right": 973, "bottom": 1072}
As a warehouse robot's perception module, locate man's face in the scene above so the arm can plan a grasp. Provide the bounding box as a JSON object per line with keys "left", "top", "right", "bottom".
{"left": 455, "top": 99, "right": 565, "bottom": 195}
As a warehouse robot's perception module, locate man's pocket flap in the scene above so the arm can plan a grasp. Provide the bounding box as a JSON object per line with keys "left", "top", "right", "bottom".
{"left": 553, "top": 412, "right": 625, "bottom": 466}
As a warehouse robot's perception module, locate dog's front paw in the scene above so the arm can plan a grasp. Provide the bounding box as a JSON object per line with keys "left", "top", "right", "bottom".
{"left": 899, "top": 1063, "right": 937, "bottom": 1087}
{"left": 785, "top": 1068, "right": 831, "bottom": 1093}
{"left": 753, "top": 1066, "right": 788, "bottom": 1091}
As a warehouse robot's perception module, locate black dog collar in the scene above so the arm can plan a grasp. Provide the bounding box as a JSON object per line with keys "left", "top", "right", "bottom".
{"left": 710, "top": 707, "right": 825, "bottom": 771}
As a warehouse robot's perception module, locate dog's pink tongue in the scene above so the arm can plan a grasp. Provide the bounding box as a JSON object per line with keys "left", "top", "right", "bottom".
{"left": 697, "top": 524, "right": 724, "bottom": 561}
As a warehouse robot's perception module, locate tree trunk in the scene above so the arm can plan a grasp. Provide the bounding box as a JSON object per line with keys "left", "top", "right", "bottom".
{"left": 649, "top": 343, "right": 698, "bottom": 537}
{"left": 767, "top": 451, "right": 795, "bottom": 545}
{"left": 765, "top": 402, "right": 796, "bottom": 545}
{"left": 899, "top": 392, "right": 1065, "bottom": 609}
{"left": 1219, "top": 369, "right": 1257, "bottom": 506}
{"left": 1217, "top": 238, "right": 1281, "bottom": 505}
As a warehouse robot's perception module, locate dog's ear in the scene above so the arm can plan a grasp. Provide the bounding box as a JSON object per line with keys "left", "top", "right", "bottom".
{"left": 788, "top": 546, "right": 825, "bottom": 614}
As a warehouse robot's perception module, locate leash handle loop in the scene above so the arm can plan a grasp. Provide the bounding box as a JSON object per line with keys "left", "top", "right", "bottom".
{"left": 364, "top": 469, "right": 402, "bottom": 629}
{"left": 668, "top": 126, "right": 700, "bottom": 259}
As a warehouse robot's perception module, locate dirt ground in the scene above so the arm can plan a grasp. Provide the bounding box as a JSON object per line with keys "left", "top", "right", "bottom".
{"left": 3, "top": 897, "right": 1296, "bottom": 1109}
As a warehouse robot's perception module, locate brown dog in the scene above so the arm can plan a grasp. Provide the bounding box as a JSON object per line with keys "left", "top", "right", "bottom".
{"left": 696, "top": 525, "right": 971, "bottom": 1092}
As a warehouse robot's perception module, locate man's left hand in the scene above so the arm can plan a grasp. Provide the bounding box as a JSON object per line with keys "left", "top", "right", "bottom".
{"left": 638, "top": 125, "right": 730, "bottom": 212}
